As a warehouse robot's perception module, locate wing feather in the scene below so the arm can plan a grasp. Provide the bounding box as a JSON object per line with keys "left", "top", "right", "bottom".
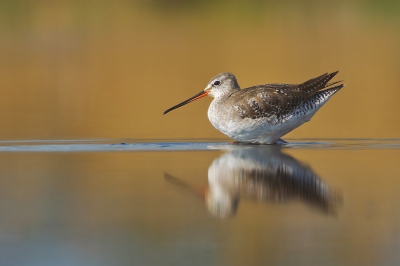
{"left": 227, "top": 72, "right": 343, "bottom": 120}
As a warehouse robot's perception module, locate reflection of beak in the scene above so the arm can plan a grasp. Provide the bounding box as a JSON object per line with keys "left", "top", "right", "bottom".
{"left": 163, "top": 89, "right": 210, "bottom": 115}
{"left": 164, "top": 173, "right": 208, "bottom": 200}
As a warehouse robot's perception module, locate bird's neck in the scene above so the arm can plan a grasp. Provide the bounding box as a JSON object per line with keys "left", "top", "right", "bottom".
{"left": 214, "top": 88, "right": 240, "bottom": 100}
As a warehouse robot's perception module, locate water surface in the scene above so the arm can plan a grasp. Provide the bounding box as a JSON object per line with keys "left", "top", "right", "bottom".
{"left": 0, "top": 139, "right": 399, "bottom": 265}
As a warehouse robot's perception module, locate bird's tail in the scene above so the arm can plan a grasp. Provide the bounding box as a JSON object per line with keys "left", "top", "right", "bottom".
{"left": 299, "top": 71, "right": 344, "bottom": 95}
{"left": 316, "top": 83, "right": 345, "bottom": 99}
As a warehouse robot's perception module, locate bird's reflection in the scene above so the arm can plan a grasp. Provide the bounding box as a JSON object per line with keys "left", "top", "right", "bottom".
{"left": 165, "top": 145, "right": 341, "bottom": 218}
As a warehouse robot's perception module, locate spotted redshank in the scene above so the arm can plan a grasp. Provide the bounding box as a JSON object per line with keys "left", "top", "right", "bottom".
{"left": 164, "top": 72, "right": 344, "bottom": 144}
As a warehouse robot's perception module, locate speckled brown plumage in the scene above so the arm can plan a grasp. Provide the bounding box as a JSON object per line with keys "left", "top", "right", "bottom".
{"left": 221, "top": 71, "right": 343, "bottom": 122}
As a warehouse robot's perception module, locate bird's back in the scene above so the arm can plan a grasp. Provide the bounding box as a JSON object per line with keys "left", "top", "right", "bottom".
{"left": 224, "top": 71, "right": 344, "bottom": 124}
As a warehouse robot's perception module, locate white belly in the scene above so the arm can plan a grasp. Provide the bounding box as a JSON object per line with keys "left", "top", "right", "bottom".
{"left": 208, "top": 101, "right": 322, "bottom": 144}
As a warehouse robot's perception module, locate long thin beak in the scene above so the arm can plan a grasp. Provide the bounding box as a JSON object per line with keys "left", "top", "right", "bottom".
{"left": 163, "top": 90, "right": 209, "bottom": 115}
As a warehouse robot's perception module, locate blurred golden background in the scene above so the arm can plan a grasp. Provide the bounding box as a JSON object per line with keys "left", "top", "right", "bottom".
{"left": 1, "top": 0, "right": 400, "bottom": 140}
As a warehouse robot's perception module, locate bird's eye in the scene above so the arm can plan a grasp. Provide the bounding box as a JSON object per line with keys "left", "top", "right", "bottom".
{"left": 213, "top": 80, "right": 221, "bottom": 86}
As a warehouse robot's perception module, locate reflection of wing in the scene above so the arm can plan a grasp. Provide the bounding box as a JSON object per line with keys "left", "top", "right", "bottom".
{"left": 237, "top": 161, "right": 338, "bottom": 212}
{"left": 208, "top": 146, "right": 341, "bottom": 217}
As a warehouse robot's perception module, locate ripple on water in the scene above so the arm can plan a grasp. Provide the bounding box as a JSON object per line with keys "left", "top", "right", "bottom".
{"left": 0, "top": 139, "right": 399, "bottom": 152}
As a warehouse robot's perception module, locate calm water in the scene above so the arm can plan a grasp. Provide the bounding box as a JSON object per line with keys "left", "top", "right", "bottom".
{"left": 0, "top": 139, "right": 399, "bottom": 266}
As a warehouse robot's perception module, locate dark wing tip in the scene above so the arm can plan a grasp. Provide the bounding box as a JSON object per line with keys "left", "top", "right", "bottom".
{"left": 327, "top": 80, "right": 344, "bottom": 88}
{"left": 320, "top": 83, "right": 345, "bottom": 96}
{"left": 298, "top": 71, "right": 342, "bottom": 94}
{"left": 331, "top": 70, "right": 339, "bottom": 75}
{"left": 327, "top": 71, "right": 339, "bottom": 80}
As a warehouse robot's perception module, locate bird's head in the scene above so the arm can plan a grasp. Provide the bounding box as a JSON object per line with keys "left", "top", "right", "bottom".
{"left": 163, "top": 72, "right": 240, "bottom": 115}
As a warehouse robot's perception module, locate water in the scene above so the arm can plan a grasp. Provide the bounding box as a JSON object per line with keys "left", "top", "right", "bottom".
{"left": 0, "top": 139, "right": 399, "bottom": 265}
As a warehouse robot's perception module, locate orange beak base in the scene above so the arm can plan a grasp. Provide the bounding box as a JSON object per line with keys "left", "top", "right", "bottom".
{"left": 163, "top": 90, "right": 209, "bottom": 115}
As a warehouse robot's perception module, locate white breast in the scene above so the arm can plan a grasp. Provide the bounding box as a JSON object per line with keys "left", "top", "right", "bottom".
{"left": 207, "top": 97, "right": 327, "bottom": 144}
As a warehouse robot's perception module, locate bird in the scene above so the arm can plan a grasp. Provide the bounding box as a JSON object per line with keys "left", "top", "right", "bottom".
{"left": 164, "top": 72, "right": 344, "bottom": 144}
